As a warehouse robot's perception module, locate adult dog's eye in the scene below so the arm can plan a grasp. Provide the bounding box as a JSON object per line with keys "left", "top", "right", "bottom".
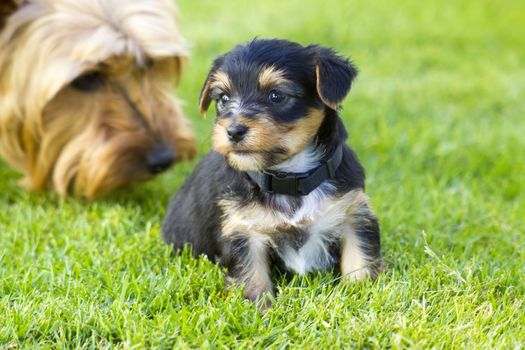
{"left": 268, "top": 90, "right": 285, "bottom": 104}
{"left": 144, "top": 58, "right": 154, "bottom": 69}
{"left": 71, "top": 72, "right": 106, "bottom": 92}
{"left": 219, "top": 93, "right": 231, "bottom": 104}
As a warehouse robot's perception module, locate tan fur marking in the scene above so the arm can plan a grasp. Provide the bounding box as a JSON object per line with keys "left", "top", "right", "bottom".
{"left": 258, "top": 66, "right": 289, "bottom": 89}
{"left": 200, "top": 70, "right": 232, "bottom": 115}
{"left": 210, "top": 71, "right": 233, "bottom": 92}
{"left": 212, "top": 108, "right": 325, "bottom": 171}
{"left": 282, "top": 108, "right": 325, "bottom": 157}
{"left": 220, "top": 199, "right": 289, "bottom": 237}
{"left": 341, "top": 191, "right": 383, "bottom": 280}
{"left": 340, "top": 227, "right": 371, "bottom": 281}
{"left": 220, "top": 189, "right": 369, "bottom": 238}
{"left": 198, "top": 80, "right": 213, "bottom": 115}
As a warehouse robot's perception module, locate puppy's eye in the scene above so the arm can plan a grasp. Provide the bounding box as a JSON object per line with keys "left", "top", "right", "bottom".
{"left": 268, "top": 90, "right": 285, "bottom": 104}
{"left": 71, "top": 71, "right": 106, "bottom": 92}
{"left": 219, "top": 93, "right": 231, "bottom": 104}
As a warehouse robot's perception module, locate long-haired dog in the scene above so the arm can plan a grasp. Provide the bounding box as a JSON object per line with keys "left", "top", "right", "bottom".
{"left": 162, "top": 39, "right": 384, "bottom": 309}
{"left": 0, "top": 0, "right": 196, "bottom": 198}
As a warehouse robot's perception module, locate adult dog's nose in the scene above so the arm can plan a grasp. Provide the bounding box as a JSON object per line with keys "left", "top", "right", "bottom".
{"left": 147, "top": 145, "right": 175, "bottom": 174}
{"left": 226, "top": 124, "right": 248, "bottom": 143}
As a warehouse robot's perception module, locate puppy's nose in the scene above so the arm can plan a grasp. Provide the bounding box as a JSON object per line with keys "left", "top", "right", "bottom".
{"left": 226, "top": 124, "right": 248, "bottom": 143}
{"left": 147, "top": 145, "right": 176, "bottom": 174}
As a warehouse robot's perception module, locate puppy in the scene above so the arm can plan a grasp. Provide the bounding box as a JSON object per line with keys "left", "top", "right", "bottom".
{"left": 163, "top": 39, "right": 383, "bottom": 308}
{"left": 0, "top": 0, "right": 196, "bottom": 198}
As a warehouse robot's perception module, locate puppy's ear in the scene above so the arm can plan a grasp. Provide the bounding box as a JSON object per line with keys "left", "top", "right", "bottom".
{"left": 313, "top": 46, "right": 358, "bottom": 110}
{"left": 198, "top": 55, "right": 225, "bottom": 116}
{"left": 198, "top": 74, "right": 213, "bottom": 116}
{"left": 0, "top": 0, "right": 24, "bottom": 29}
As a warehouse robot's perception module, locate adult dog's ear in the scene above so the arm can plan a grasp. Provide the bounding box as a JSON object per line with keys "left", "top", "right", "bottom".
{"left": 0, "top": 0, "right": 23, "bottom": 30}
{"left": 313, "top": 46, "right": 358, "bottom": 110}
{"left": 198, "top": 55, "right": 225, "bottom": 116}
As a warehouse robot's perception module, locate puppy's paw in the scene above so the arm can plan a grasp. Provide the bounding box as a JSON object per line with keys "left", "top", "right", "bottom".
{"left": 341, "top": 259, "right": 385, "bottom": 283}
{"left": 244, "top": 283, "right": 275, "bottom": 313}
{"left": 226, "top": 275, "right": 274, "bottom": 312}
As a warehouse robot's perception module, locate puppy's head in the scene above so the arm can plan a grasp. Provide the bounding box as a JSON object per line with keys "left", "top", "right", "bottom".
{"left": 0, "top": 0, "right": 196, "bottom": 198}
{"left": 199, "top": 39, "right": 357, "bottom": 171}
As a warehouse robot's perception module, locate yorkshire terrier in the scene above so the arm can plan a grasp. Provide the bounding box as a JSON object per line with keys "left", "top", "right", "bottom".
{"left": 163, "top": 39, "right": 384, "bottom": 308}
{"left": 0, "top": 0, "right": 196, "bottom": 198}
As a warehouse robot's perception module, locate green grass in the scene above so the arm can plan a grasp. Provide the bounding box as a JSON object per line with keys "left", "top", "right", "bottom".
{"left": 1, "top": 0, "right": 525, "bottom": 348}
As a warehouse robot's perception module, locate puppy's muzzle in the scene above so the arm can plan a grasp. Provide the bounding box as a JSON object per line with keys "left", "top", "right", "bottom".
{"left": 146, "top": 145, "right": 176, "bottom": 174}
{"left": 226, "top": 123, "right": 248, "bottom": 143}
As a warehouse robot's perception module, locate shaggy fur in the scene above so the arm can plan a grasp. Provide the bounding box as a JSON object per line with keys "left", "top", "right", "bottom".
{"left": 0, "top": 0, "right": 196, "bottom": 198}
{"left": 163, "top": 39, "right": 384, "bottom": 309}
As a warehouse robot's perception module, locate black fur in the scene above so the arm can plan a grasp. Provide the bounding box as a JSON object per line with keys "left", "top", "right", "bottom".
{"left": 163, "top": 39, "right": 382, "bottom": 308}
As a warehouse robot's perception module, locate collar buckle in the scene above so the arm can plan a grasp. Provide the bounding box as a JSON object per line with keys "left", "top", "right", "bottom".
{"left": 261, "top": 170, "right": 308, "bottom": 196}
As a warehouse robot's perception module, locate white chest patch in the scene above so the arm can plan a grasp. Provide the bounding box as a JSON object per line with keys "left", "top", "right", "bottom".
{"left": 219, "top": 187, "right": 369, "bottom": 275}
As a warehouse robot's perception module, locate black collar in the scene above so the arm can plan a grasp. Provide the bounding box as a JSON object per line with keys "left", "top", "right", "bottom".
{"left": 247, "top": 144, "right": 343, "bottom": 196}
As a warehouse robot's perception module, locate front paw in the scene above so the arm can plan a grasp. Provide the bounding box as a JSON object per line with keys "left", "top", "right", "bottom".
{"left": 341, "top": 259, "right": 385, "bottom": 282}
{"left": 226, "top": 275, "right": 274, "bottom": 312}
{"left": 244, "top": 282, "right": 275, "bottom": 312}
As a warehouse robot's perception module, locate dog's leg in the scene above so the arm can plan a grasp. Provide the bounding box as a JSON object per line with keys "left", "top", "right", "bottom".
{"left": 340, "top": 210, "right": 383, "bottom": 281}
{"left": 222, "top": 234, "right": 274, "bottom": 309}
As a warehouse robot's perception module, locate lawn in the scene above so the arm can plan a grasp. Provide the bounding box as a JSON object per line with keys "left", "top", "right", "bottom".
{"left": 1, "top": 0, "right": 525, "bottom": 348}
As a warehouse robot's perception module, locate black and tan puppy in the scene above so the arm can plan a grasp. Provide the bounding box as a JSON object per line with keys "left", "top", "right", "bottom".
{"left": 163, "top": 39, "right": 383, "bottom": 307}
